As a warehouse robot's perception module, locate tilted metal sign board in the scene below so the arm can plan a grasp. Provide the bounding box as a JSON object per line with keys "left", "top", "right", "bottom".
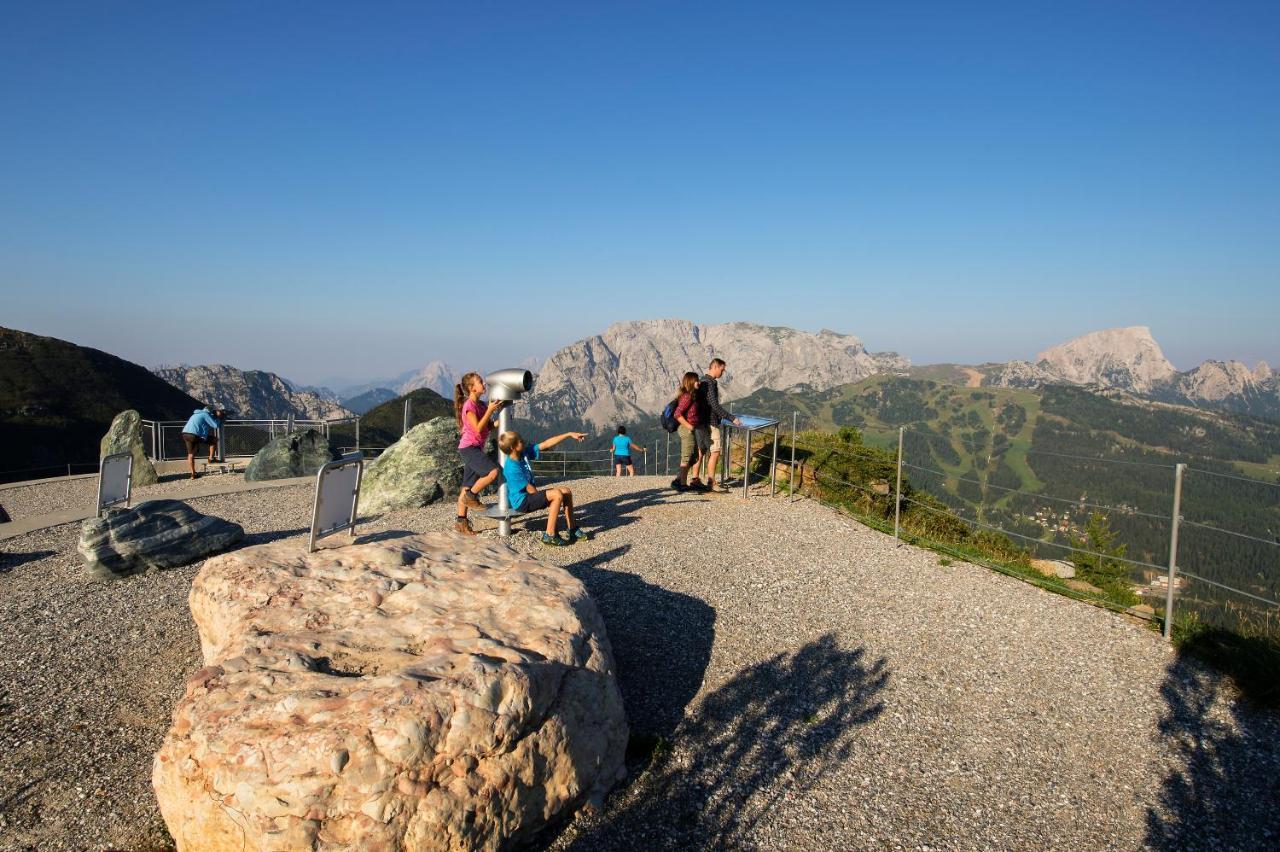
{"left": 97, "top": 452, "right": 133, "bottom": 516}
{"left": 308, "top": 453, "right": 363, "bottom": 553}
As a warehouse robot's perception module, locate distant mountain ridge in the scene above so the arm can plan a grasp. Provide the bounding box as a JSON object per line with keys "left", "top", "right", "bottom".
{"left": 520, "top": 319, "right": 909, "bottom": 427}
{"left": 153, "top": 364, "right": 354, "bottom": 420}
{"left": 0, "top": 327, "right": 203, "bottom": 477}
{"left": 986, "top": 326, "right": 1280, "bottom": 419}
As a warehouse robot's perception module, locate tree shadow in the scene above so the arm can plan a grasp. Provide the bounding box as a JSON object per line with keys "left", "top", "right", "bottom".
{"left": 1145, "top": 657, "right": 1280, "bottom": 850}
{"left": 562, "top": 633, "right": 890, "bottom": 849}
{"left": 0, "top": 549, "right": 55, "bottom": 574}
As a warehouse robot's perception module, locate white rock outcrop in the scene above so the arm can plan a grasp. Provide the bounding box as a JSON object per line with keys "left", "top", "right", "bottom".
{"left": 522, "top": 319, "right": 908, "bottom": 426}
{"left": 153, "top": 533, "right": 627, "bottom": 851}
{"left": 1033, "top": 326, "right": 1177, "bottom": 394}
{"left": 154, "top": 364, "right": 353, "bottom": 421}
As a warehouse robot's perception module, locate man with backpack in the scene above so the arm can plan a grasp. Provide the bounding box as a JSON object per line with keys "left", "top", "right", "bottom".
{"left": 695, "top": 358, "right": 741, "bottom": 493}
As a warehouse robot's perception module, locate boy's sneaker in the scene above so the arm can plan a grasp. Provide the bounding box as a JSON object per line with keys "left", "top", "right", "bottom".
{"left": 539, "top": 532, "right": 568, "bottom": 547}
{"left": 461, "top": 490, "right": 485, "bottom": 510}
{"left": 569, "top": 527, "right": 591, "bottom": 541}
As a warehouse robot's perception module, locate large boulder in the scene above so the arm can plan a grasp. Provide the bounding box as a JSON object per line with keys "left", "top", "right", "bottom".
{"left": 77, "top": 499, "right": 244, "bottom": 579}
{"left": 100, "top": 409, "right": 159, "bottom": 486}
{"left": 360, "top": 417, "right": 462, "bottom": 514}
{"left": 153, "top": 533, "right": 628, "bottom": 851}
{"left": 244, "top": 429, "right": 337, "bottom": 481}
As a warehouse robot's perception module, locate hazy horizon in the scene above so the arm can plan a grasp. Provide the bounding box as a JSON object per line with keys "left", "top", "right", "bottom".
{"left": 4, "top": 3, "right": 1278, "bottom": 384}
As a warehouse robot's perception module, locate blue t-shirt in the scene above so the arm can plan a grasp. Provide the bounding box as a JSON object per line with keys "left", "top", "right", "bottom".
{"left": 612, "top": 435, "right": 633, "bottom": 457}
{"left": 182, "top": 409, "right": 221, "bottom": 438}
{"left": 503, "top": 444, "right": 542, "bottom": 510}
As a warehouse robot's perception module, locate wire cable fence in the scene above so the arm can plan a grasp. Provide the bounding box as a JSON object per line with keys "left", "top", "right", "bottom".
{"left": 735, "top": 407, "right": 1279, "bottom": 638}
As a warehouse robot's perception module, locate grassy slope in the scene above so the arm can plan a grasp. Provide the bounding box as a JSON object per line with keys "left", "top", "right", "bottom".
{"left": 357, "top": 388, "right": 454, "bottom": 448}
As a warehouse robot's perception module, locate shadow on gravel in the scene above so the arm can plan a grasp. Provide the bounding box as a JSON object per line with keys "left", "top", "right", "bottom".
{"left": 0, "top": 549, "right": 55, "bottom": 573}
{"left": 562, "top": 544, "right": 715, "bottom": 742}
{"left": 240, "top": 526, "right": 311, "bottom": 547}
{"left": 561, "top": 633, "right": 889, "bottom": 850}
{"left": 574, "top": 487, "right": 706, "bottom": 534}
{"left": 1146, "top": 658, "right": 1280, "bottom": 850}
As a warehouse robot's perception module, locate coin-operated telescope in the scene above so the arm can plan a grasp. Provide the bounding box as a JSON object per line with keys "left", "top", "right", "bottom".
{"left": 484, "top": 368, "right": 535, "bottom": 535}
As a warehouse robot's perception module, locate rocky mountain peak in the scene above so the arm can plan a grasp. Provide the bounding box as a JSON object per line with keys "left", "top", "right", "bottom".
{"left": 521, "top": 319, "right": 906, "bottom": 427}
{"left": 1034, "top": 326, "right": 1177, "bottom": 393}
{"left": 154, "top": 364, "right": 353, "bottom": 420}
{"left": 399, "top": 360, "right": 458, "bottom": 397}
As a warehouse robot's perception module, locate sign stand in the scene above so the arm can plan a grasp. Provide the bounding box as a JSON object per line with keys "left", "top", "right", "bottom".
{"left": 96, "top": 452, "right": 133, "bottom": 517}
{"left": 308, "top": 453, "right": 363, "bottom": 552}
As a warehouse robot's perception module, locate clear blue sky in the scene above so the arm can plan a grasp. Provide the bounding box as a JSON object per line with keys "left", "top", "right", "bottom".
{"left": 3, "top": 1, "right": 1278, "bottom": 385}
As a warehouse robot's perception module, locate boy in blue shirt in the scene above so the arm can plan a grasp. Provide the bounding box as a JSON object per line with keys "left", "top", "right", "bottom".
{"left": 611, "top": 426, "right": 646, "bottom": 477}
{"left": 498, "top": 429, "right": 590, "bottom": 546}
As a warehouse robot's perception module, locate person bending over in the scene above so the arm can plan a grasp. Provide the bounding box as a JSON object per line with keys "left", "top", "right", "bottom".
{"left": 181, "top": 406, "right": 226, "bottom": 480}
{"left": 499, "top": 429, "right": 590, "bottom": 547}
{"left": 611, "top": 426, "right": 646, "bottom": 476}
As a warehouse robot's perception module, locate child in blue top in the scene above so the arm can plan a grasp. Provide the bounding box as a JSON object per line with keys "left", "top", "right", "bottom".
{"left": 498, "top": 429, "right": 590, "bottom": 547}
{"left": 611, "top": 426, "right": 646, "bottom": 477}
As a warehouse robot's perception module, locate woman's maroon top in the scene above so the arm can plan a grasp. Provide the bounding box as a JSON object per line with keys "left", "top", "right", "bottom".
{"left": 675, "top": 391, "right": 700, "bottom": 426}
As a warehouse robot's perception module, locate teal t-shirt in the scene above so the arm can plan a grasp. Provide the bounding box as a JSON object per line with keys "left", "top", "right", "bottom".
{"left": 503, "top": 444, "right": 541, "bottom": 510}
{"left": 612, "top": 435, "right": 633, "bottom": 457}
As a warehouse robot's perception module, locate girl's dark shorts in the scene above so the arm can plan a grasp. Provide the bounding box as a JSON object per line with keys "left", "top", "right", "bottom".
{"left": 520, "top": 489, "right": 551, "bottom": 513}
{"left": 460, "top": 445, "right": 499, "bottom": 488}
{"left": 182, "top": 432, "right": 213, "bottom": 452}
{"left": 613, "top": 454, "right": 632, "bottom": 467}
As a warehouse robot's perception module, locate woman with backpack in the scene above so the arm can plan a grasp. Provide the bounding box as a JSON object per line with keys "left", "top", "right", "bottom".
{"left": 670, "top": 371, "right": 704, "bottom": 491}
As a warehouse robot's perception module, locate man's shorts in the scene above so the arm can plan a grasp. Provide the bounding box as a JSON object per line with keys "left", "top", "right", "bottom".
{"left": 460, "top": 445, "right": 498, "bottom": 489}
{"left": 520, "top": 489, "right": 551, "bottom": 513}
{"left": 613, "top": 454, "right": 631, "bottom": 468}
{"left": 182, "top": 432, "right": 214, "bottom": 453}
{"left": 694, "top": 425, "right": 719, "bottom": 454}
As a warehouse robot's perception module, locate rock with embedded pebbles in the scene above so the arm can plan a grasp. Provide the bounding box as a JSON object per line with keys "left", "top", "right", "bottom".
{"left": 152, "top": 532, "right": 628, "bottom": 851}
{"left": 359, "top": 417, "right": 462, "bottom": 514}
{"left": 100, "top": 409, "right": 158, "bottom": 486}
{"left": 77, "top": 499, "right": 244, "bottom": 578}
{"left": 243, "top": 428, "right": 337, "bottom": 481}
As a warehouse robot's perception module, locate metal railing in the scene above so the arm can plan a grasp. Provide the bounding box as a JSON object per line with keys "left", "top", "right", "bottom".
{"left": 141, "top": 416, "right": 361, "bottom": 462}
{"left": 530, "top": 447, "right": 651, "bottom": 480}
{"left": 767, "top": 411, "right": 1279, "bottom": 641}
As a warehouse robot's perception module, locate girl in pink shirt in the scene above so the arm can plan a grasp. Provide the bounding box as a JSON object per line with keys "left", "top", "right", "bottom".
{"left": 453, "top": 371, "right": 507, "bottom": 535}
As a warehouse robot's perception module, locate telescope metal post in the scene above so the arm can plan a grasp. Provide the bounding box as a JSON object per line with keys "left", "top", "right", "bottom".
{"left": 497, "top": 405, "right": 512, "bottom": 537}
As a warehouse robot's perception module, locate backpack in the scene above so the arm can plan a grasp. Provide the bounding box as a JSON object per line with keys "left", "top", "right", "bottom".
{"left": 660, "top": 398, "right": 679, "bottom": 433}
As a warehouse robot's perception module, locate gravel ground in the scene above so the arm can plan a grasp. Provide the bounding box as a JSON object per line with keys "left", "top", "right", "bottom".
{"left": 1, "top": 475, "right": 1277, "bottom": 850}
{"left": 0, "top": 470, "right": 244, "bottom": 521}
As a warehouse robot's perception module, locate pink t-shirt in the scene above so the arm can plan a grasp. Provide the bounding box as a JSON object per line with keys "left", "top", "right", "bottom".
{"left": 458, "top": 398, "right": 492, "bottom": 449}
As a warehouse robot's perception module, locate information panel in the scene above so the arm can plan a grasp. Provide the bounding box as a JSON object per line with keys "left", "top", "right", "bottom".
{"left": 97, "top": 453, "right": 133, "bottom": 516}
{"left": 308, "top": 453, "right": 363, "bottom": 552}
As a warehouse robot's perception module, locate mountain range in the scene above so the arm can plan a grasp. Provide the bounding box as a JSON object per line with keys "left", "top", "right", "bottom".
{"left": 153, "top": 365, "right": 354, "bottom": 421}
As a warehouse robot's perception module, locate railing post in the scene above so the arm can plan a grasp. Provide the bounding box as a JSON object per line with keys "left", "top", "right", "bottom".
{"left": 563, "top": 455, "right": 567, "bottom": 478}
{"left": 403, "top": 399, "right": 411, "bottom": 436}
{"left": 893, "top": 426, "right": 904, "bottom": 543}
{"left": 790, "top": 411, "right": 797, "bottom": 499}
{"left": 67, "top": 463, "right": 72, "bottom": 479}
{"left": 1163, "top": 463, "right": 1185, "bottom": 639}
{"left": 665, "top": 431, "right": 670, "bottom": 476}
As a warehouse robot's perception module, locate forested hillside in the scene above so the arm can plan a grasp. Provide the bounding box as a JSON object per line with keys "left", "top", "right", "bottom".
{"left": 734, "top": 377, "right": 1280, "bottom": 632}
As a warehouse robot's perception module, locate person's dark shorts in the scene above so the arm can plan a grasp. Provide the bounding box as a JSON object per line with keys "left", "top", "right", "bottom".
{"left": 693, "top": 426, "right": 712, "bottom": 453}
{"left": 182, "top": 432, "right": 214, "bottom": 452}
{"left": 613, "top": 454, "right": 632, "bottom": 468}
{"left": 460, "top": 445, "right": 499, "bottom": 489}
{"left": 519, "top": 489, "right": 551, "bottom": 513}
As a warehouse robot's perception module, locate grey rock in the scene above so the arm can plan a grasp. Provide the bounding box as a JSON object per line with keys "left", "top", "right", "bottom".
{"left": 360, "top": 417, "right": 462, "bottom": 514}
{"left": 243, "top": 429, "right": 337, "bottom": 481}
{"left": 77, "top": 498, "right": 244, "bottom": 579}
{"left": 100, "top": 409, "right": 159, "bottom": 486}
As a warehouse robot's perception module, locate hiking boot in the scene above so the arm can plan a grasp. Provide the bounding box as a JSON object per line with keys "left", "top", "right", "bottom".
{"left": 539, "top": 532, "right": 568, "bottom": 547}
{"left": 454, "top": 518, "right": 477, "bottom": 536}
{"left": 461, "top": 490, "right": 485, "bottom": 510}
{"left": 670, "top": 478, "right": 687, "bottom": 492}
{"left": 708, "top": 482, "right": 729, "bottom": 493}
{"left": 569, "top": 527, "right": 591, "bottom": 541}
